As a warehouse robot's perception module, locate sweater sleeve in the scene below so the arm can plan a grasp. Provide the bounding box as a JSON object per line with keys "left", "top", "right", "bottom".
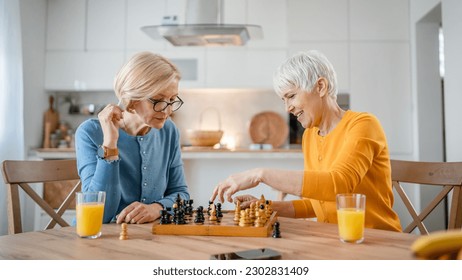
{"left": 291, "top": 199, "right": 316, "bottom": 218}
{"left": 301, "top": 114, "right": 386, "bottom": 201}
{"left": 75, "top": 119, "right": 121, "bottom": 223}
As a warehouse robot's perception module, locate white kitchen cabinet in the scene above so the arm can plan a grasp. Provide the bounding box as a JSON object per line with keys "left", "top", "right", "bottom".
{"left": 205, "top": 49, "right": 287, "bottom": 88}
{"left": 86, "top": 0, "right": 125, "bottom": 50}
{"left": 350, "top": 0, "right": 409, "bottom": 41}
{"left": 287, "top": 0, "right": 349, "bottom": 42}
{"left": 46, "top": 0, "right": 86, "bottom": 50}
{"left": 224, "top": 0, "right": 287, "bottom": 49}
{"left": 47, "top": 0, "right": 126, "bottom": 51}
{"left": 246, "top": 0, "right": 287, "bottom": 49}
{"left": 45, "top": 51, "right": 125, "bottom": 91}
{"left": 126, "top": 0, "right": 167, "bottom": 51}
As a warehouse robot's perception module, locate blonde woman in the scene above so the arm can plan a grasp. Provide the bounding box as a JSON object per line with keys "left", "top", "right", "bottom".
{"left": 76, "top": 52, "right": 189, "bottom": 224}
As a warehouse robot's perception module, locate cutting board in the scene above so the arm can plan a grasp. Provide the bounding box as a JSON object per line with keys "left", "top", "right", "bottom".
{"left": 43, "top": 95, "right": 59, "bottom": 148}
{"left": 248, "top": 111, "right": 288, "bottom": 148}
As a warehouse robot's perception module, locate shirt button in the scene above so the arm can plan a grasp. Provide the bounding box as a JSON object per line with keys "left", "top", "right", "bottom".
{"left": 143, "top": 182, "right": 147, "bottom": 186}
{"left": 142, "top": 198, "right": 146, "bottom": 202}
{"left": 143, "top": 166, "right": 147, "bottom": 170}
{"left": 318, "top": 156, "right": 322, "bottom": 161}
{"left": 143, "top": 151, "right": 146, "bottom": 154}
{"left": 140, "top": 137, "right": 144, "bottom": 141}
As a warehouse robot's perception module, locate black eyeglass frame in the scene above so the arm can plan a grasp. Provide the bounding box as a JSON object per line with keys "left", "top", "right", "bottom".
{"left": 147, "top": 96, "right": 184, "bottom": 112}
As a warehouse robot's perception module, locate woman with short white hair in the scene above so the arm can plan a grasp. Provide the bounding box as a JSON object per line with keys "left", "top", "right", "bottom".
{"left": 211, "top": 50, "right": 401, "bottom": 232}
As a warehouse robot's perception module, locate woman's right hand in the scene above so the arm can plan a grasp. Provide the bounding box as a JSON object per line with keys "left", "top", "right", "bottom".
{"left": 233, "top": 194, "right": 258, "bottom": 209}
{"left": 98, "top": 103, "right": 123, "bottom": 147}
{"left": 210, "top": 168, "right": 263, "bottom": 203}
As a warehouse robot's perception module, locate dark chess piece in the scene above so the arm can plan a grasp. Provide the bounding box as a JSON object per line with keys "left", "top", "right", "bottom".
{"left": 176, "top": 193, "right": 183, "bottom": 209}
{"left": 172, "top": 203, "right": 178, "bottom": 224}
{"left": 216, "top": 202, "right": 223, "bottom": 218}
{"left": 159, "top": 209, "right": 171, "bottom": 224}
{"left": 175, "top": 205, "right": 187, "bottom": 225}
{"left": 272, "top": 221, "right": 281, "bottom": 238}
{"left": 185, "top": 199, "right": 194, "bottom": 216}
{"left": 194, "top": 206, "right": 205, "bottom": 224}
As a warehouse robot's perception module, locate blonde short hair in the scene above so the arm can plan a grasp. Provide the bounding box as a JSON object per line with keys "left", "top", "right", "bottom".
{"left": 114, "top": 52, "right": 181, "bottom": 107}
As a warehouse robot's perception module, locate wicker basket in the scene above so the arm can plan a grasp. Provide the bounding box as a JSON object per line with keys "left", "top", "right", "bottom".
{"left": 187, "top": 107, "right": 223, "bottom": 146}
{"left": 186, "top": 130, "right": 224, "bottom": 146}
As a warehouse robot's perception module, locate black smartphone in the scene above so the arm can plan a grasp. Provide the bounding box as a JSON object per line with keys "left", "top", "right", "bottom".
{"left": 210, "top": 248, "right": 281, "bottom": 260}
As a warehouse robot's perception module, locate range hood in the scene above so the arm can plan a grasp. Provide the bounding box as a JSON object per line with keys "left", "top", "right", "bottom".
{"left": 141, "top": 0, "right": 263, "bottom": 46}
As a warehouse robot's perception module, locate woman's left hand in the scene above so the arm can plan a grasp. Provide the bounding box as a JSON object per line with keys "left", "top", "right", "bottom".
{"left": 116, "top": 202, "right": 163, "bottom": 224}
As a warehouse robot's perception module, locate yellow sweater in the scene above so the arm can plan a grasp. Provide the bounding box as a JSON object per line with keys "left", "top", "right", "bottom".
{"left": 291, "top": 110, "right": 402, "bottom": 232}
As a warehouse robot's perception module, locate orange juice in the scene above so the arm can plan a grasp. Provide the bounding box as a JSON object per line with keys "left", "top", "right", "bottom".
{"left": 76, "top": 202, "right": 104, "bottom": 237}
{"left": 337, "top": 208, "right": 365, "bottom": 243}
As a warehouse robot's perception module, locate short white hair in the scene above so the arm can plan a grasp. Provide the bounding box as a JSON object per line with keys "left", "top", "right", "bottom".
{"left": 273, "top": 50, "right": 338, "bottom": 98}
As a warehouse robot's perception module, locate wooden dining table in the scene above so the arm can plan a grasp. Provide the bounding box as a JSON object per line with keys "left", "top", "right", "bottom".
{"left": 0, "top": 217, "right": 418, "bottom": 260}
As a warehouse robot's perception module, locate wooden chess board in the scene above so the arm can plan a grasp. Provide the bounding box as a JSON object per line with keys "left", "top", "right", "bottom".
{"left": 152, "top": 210, "right": 278, "bottom": 237}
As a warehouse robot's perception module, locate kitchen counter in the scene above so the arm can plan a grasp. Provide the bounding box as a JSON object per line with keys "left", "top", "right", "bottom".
{"left": 32, "top": 147, "right": 303, "bottom": 160}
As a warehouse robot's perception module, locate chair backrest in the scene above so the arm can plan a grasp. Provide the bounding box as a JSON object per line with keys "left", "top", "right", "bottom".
{"left": 1, "top": 159, "right": 81, "bottom": 234}
{"left": 390, "top": 159, "right": 462, "bottom": 234}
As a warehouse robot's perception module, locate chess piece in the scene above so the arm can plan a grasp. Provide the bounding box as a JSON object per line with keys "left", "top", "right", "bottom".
{"left": 194, "top": 206, "right": 205, "bottom": 224}
{"left": 185, "top": 199, "right": 194, "bottom": 216}
{"left": 233, "top": 201, "right": 241, "bottom": 225}
{"left": 272, "top": 221, "right": 281, "bottom": 238}
{"left": 216, "top": 202, "right": 223, "bottom": 218}
{"left": 119, "top": 223, "right": 128, "bottom": 240}
{"left": 159, "top": 209, "right": 172, "bottom": 224}
{"left": 238, "top": 210, "right": 248, "bottom": 227}
{"left": 207, "top": 201, "right": 213, "bottom": 216}
{"left": 209, "top": 204, "right": 217, "bottom": 222}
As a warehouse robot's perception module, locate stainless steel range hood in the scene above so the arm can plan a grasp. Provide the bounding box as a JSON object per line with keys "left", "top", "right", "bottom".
{"left": 141, "top": 0, "right": 263, "bottom": 46}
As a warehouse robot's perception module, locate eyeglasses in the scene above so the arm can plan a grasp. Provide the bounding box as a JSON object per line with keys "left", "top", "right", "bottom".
{"left": 147, "top": 96, "right": 184, "bottom": 112}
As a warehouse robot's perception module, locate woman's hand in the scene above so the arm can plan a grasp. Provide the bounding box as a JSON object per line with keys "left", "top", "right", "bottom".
{"left": 210, "top": 168, "right": 263, "bottom": 203}
{"left": 233, "top": 194, "right": 258, "bottom": 209}
{"left": 98, "top": 103, "right": 123, "bottom": 148}
{"left": 116, "top": 202, "right": 163, "bottom": 224}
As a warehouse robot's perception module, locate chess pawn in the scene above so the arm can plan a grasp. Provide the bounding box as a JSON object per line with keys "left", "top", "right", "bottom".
{"left": 216, "top": 202, "right": 223, "bottom": 218}
{"left": 207, "top": 201, "right": 213, "bottom": 216}
{"left": 119, "top": 223, "right": 128, "bottom": 240}
{"left": 233, "top": 202, "right": 241, "bottom": 224}
{"left": 272, "top": 221, "right": 281, "bottom": 238}
{"left": 259, "top": 204, "right": 267, "bottom": 224}
{"left": 254, "top": 208, "right": 264, "bottom": 227}
{"left": 249, "top": 202, "right": 256, "bottom": 222}
{"left": 239, "top": 209, "right": 248, "bottom": 227}
{"left": 209, "top": 204, "right": 217, "bottom": 222}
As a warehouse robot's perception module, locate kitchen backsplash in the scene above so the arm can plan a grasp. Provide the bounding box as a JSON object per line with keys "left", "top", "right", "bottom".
{"left": 55, "top": 88, "right": 288, "bottom": 149}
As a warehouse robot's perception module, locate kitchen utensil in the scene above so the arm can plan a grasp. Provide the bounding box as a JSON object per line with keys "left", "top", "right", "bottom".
{"left": 187, "top": 107, "right": 223, "bottom": 146}
{"left": 43, "top": 95, "right": 59, "bottom": 148}
{"left": 248, "top": 111, "right": 288, "bottom": 148}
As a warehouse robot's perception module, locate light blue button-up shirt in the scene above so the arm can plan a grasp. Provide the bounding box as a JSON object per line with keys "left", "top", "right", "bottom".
{"left": 75, "top": 118, "right": 189, "bottom": 223}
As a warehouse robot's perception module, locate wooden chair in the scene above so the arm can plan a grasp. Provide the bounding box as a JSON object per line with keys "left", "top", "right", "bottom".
{"left": 391, "top": 159, "right": 462, "bottom": 234}
{"left": 1, "top": 159, "right": 81, "bottom": 234}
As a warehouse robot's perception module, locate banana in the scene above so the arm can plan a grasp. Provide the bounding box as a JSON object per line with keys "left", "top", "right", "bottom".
{"left": 411, "top": 230, "right": 462, "bottom": 259}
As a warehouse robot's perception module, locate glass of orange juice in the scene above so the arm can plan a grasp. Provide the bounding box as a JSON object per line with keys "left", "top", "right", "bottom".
{"left": 336, "top": 193, "right": 366, "bottom": 244}
{"left": 76, "top": 191, "right": 105, "bottom": 239}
